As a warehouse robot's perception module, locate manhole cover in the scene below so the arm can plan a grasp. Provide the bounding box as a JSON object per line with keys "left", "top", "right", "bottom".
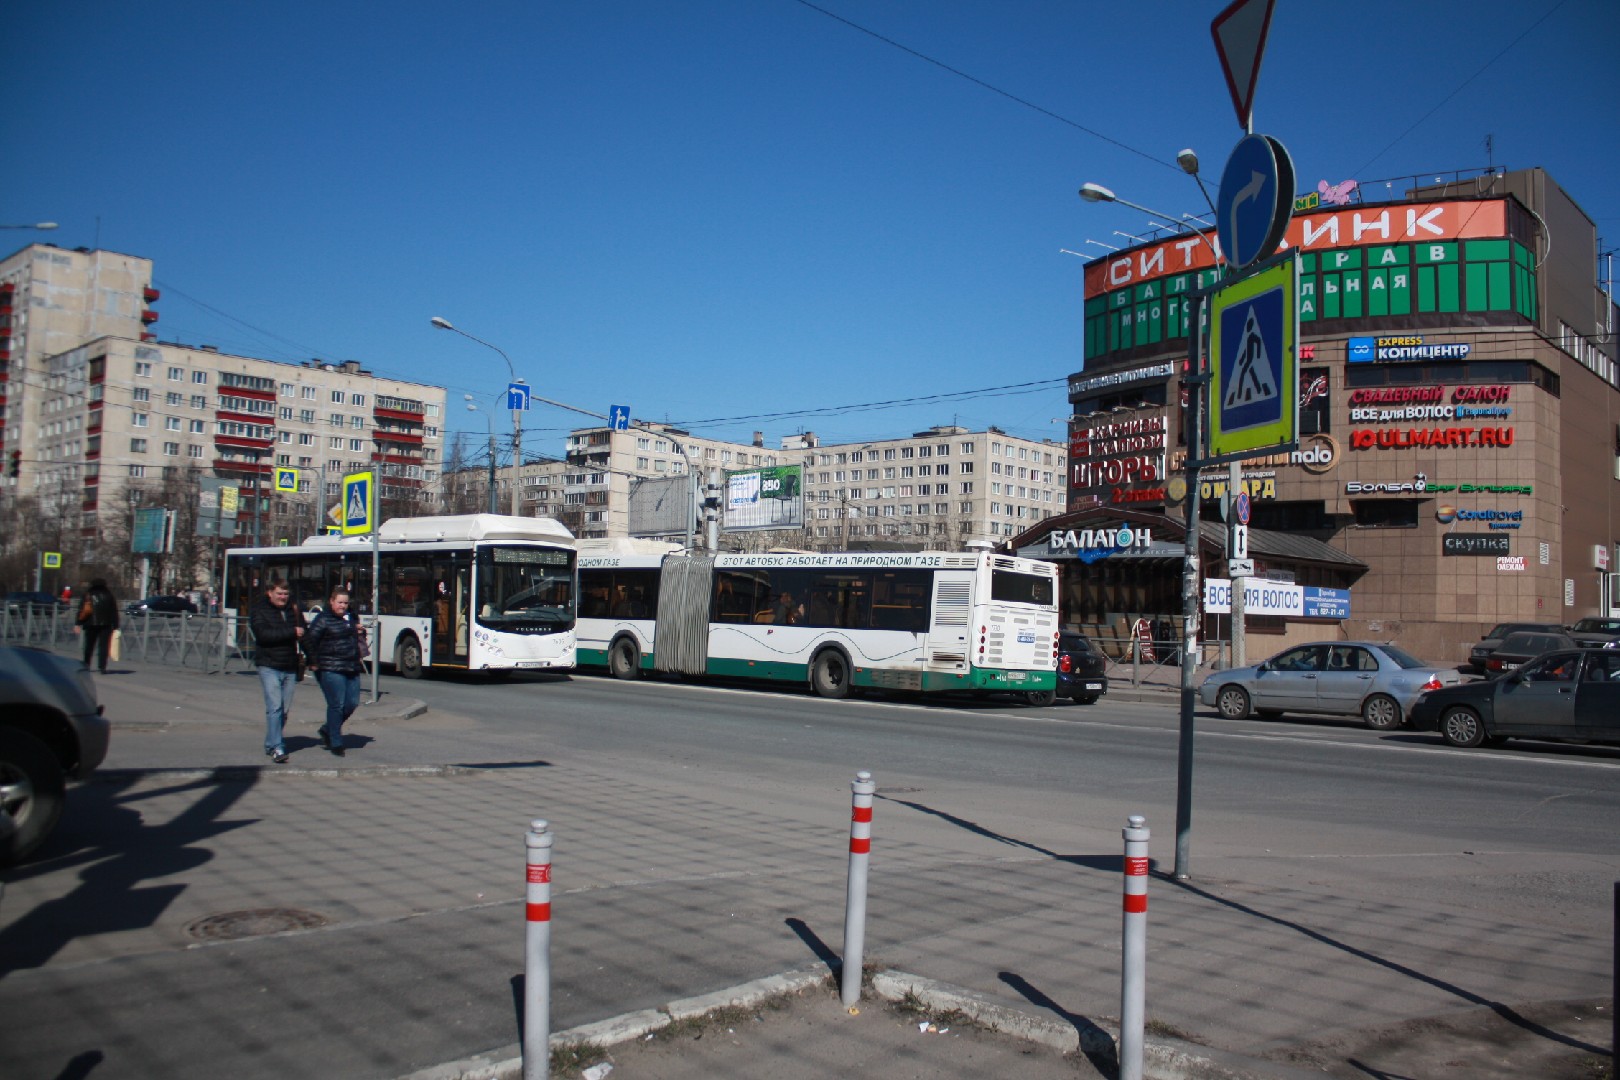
{"left": 185, "top": 908, "right": 329, "bottom": 941}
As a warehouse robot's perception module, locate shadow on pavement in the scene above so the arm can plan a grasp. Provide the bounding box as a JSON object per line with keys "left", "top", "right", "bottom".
{"left": 999, "top": 970, "right": 1120, "bottom": 1076}
{"left": 0, "top": 775, "right": 256, "bottom": 974}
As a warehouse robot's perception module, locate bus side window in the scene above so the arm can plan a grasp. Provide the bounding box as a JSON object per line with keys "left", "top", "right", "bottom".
{"left": 714, "top": 572, "right": 754, "bottom": 623}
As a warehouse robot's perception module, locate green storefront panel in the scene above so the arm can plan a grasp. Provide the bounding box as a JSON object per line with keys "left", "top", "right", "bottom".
{"left": 1417, "top": 266, "right": 1435, "bottom": 311}
{"left": 1299, "top": 276, "right": 1317, "bottom": 321}
{"left": 1488, "top": 261, "right": 1510, "bottom": 310}
{"left": 1321, "top": 273, "right": 1341, "bottom": 320}
{"left": 1387, "top": 267, "right": 1412, "bottom": 315}
{"left": 1340, "top": 272, "right": 1364, "bottom": 318}
{"left": 1465, "top": 262, "right": 1489, "bottom": 312}
{"left": 1367, "top": 245, "right": 1409, "bottom": 268}
{"left": 1321, "top": 248, "right": 1363, "bottom": 271}
{"left": 1086, "top": 295, "right": 1108, "bottom": 317}
{"left": 1466, "top": 239, "right": 1510, "bottom": 262}
{"left": 1436, "top": 263, "right": 1460, "bottom": 311}
{"left": 1415, "top": 241, "right": 1458, "bottom": 265}
{"left": 1368, "top": 268, "right": 1389, "bottom": 317}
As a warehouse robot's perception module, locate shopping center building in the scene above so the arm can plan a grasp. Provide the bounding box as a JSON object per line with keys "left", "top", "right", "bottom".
{"left": 1017, "top": 167, "right": 1619, "bottom": 664}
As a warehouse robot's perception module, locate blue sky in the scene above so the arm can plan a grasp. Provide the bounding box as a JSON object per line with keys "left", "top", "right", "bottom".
{"left": 6, "top": 1, "right": 1616, "bottom": 456}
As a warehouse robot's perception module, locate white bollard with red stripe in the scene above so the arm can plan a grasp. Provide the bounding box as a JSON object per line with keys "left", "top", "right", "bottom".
{"left": 840, "top": 770, "right": 875, "bottom": 1007}
{"left": 1120, "top": 814, "right": 1150, "bottom": 1080}
{"left": 524, "top": 819, "right": 553, "bottom": 1080}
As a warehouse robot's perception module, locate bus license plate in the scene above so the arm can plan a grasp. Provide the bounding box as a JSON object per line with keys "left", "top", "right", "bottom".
{"left": 1017, "top": 630, "right": 1036, "bottom": 644}
{"left": 516, "top": 661, "right": 547, "bottom": 669}
{"left": 1007, "top": 671, "right": 1027, "bottom": 682}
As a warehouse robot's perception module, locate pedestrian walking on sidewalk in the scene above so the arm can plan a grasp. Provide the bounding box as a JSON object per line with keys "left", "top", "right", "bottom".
{"left": 76, "top": 578, "right": 120, "bottom": 674}
{"left": 250, "top": 578, "right": 304, "bottom": 764}
{"left": 304, "top": 588, "right": 366, "bottom": 757}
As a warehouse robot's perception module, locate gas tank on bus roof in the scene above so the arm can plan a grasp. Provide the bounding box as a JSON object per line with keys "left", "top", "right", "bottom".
{"left": 377, "top": 514, "right": 575, "bottom": 544}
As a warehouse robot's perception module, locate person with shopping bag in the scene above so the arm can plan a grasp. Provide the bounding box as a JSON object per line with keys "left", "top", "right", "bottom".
{"left": 303, "top": 588, "right": 367, "bottom": 757}
{"left": 76, "top": 578, "right": 120, "bottom": 674}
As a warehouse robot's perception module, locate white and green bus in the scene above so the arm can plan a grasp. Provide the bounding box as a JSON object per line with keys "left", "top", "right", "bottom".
{"left": 225, "top": 514, "right": 577, "bottom": 678}
{"left": 578, "top": 542, "right": 1060, "bottom": 702}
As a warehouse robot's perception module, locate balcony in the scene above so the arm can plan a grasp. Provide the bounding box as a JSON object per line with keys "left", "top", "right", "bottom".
{"left": 141, "top": 309, "right": 159, "bottom": 325}
{"left": 213, "top": 457, "right": 273, "bottom": 475}
{"left": 374, "top": 428, "right": 424, "bottom": 446}
{"left": 144, "top": 286, "right": 161, "bottom": 303}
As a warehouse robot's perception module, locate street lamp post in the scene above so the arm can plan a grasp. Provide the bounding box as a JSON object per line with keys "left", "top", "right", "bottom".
{"left": 464, "top": 396, "right": 499, "bottom": 515}
{"left": 432, "top": 317, "right": 524, "bottom": 517}
{"left": 1079, "top": 175, "right": 1217, "bottom": 882}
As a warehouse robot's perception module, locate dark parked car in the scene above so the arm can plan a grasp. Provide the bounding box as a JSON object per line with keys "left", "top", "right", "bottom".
{"left": 1485, "top": 630, "right": 1580, "bottom": 674}
{"left": 4, "top": 591, "right": 67, "bottom": 613}
{"left": 1057, "top": 632, "right": 1108, "bottom": 704}
{"left": 0, "top": 645, "right": 110, "bottom": 864}
{"left": 1567, "top": 617, "right": 1620, "bottom": 649}
{"left": 124, "top": 595, "right": 199, "bottom": 616}
{"left": 1410, "top": 647, "right": 1620, "bottom": 748}
{"left": 1466, "top": 621, "right": 1566, "bottom": 674}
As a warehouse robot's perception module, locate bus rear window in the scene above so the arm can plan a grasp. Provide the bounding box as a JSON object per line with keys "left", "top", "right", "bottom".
{"left": 991, "top": 569, "right": 1053, "bottom": 607}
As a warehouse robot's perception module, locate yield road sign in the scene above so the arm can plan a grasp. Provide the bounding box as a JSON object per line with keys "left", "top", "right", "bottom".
{"left": 274, "top": 467, "right": 299, "bottom": 493}
{"left": 1216, "top": 133, "right": 1294, "bottom": 271}
{"left": 1207, "top": 253, "right": 1299, "bottom": 459}
{"left": 1210, "top": 0, "right": 1277, "bottom": 131}
{"left": 507, "top": 382, "right": 530, "bottom": 411}
{"left": 342, "top": 471, "right": 375, "bottom": 536}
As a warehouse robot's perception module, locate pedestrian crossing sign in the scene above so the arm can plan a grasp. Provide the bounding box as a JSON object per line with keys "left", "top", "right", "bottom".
{"left": 341, "top": 471, "right": 375, "bottom": 536}
{"left": 275, "top": 467, "right": 299, "bottom": 493}
{"left": 1207, "top": 252, "right": 1299, "bottom": 460}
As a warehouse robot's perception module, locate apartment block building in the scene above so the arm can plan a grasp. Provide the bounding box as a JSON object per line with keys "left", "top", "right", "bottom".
{"left": 38, "top": 336, "right": 447, "bottom": 547}
{"left": 1, "top": 244, "right": 158, "bottom": 484}
{"left": 461, "top": 421, "right": 1065, "bottom": 549}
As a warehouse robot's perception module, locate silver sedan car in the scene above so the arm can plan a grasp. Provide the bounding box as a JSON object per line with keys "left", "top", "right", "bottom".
{"left": 1199, "top": 641, "right": 1463, "bottom": 730}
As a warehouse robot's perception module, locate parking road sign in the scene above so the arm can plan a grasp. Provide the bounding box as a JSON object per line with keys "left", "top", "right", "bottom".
{"left": 1207, "top": 252, "right": 1299, "bottom": 460}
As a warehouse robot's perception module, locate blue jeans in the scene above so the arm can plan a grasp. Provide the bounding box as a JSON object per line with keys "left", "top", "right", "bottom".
{"left": 258, "top": 666, "right": 298, "bottom": 752}
{"left": 315, "top": 669, "right": 360, "bottom": 748}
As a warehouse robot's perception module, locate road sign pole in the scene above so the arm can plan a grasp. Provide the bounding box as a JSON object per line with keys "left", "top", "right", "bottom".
{"left": 1176, "top": 295, "right": 1206, "bottom": 882}
{"left": 1229, "top": 460, "right": 1246, "bottom": 669}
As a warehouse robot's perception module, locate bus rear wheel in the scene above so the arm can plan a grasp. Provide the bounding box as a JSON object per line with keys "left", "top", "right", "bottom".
{"left": 609, "top": 638, "right": 641, "bottom": 680}
{"left": 395, "top": 635, "right": 424, "bottom": 680}
{"left": 811, "top": 650, "right": 851, "bottom": 699}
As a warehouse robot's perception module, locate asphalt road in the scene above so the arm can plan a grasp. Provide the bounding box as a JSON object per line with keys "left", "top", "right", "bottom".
{"left": 2, "top": 667, "right": 1615, "bottom": 1079}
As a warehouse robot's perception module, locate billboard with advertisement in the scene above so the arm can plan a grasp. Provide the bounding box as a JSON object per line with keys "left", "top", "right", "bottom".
{"left": 724, "top": 464, "right": 803, "bottom": 532}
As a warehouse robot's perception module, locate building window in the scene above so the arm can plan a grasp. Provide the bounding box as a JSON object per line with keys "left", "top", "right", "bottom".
{"left": 130, "top": 438, "right": 147, "bottom": 453}
{"left": 133, "top": 387, "right": 150, "bottom": 402}
{"left": 300, "top": 409, "right": 315, "bottom": 423}
{"left": 302, "top": 386, "right": 317, "bottom": 400}
{"left": 135, "top": 362, "right": 152, "bottom": 378}
{"left": 128, "top": 464, "right": 146, "bottom": 477}
{"left": 165, "top": 417, "right": 181, "bottom": 431}
{"left": 192, "top": 371, "right": 208, "bottom": 384}
{"left": 279, "top": 407, "right": 293, "bottom": 420}
{"left": 960, "top": 442, "right": 974, "bottom": 454}
{"left": 960, "top": 462, "right": 973, "bottom": 473}
{"left": 330, "top": 413, "right": 344, "bottom": 426}
{"left": 960, "top": 482, "right": 973, "bottom": 494}
{"left": 351, "top": 393, "right": 365, "bottom": 406}
{"left": 350, "top": 439, "right": 363, "bottom": 452}
{"left": 168, "top": 367, "right": 184, "bottom": 381}
{"left": 163, "top": 442, "right": 180, "bottom": 456}
{"left": 332, "top": 390, "right": 345, "bottom": 403}
{"left": 188, "top": 445, "right": 204, "bottom": 459}
{"left": 133, "top": 413, "right": 149, "bottom": 428}
{"left": 351, "top": 416, "right": 365, "bottom": 429}
{"left": 191, "top": 394, "right": 207, "bottom": 409}
{"left": 167, "top": 392, "right": 183, "bottom": 406}
{"left": 1351, "top": 500, "right": 1420, "bottom": 529}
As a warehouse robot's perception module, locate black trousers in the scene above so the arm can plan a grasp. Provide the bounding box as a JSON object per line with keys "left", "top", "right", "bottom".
{"left": 82, "top": 624, "right": 114, "bottom": 671}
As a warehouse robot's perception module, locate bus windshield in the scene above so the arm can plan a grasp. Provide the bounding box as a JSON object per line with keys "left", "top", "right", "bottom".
{"left": 476, "top": 545, "right": 575, "bottom": 632}
{"left": 990, "top": 568, "right": 1054, "bottom": 607}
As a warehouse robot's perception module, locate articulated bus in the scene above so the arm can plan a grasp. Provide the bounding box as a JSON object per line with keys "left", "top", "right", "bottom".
{"left": 224, "top": 514, "right": 577, "bottom": 677}
{"left": 578, "top": 541, "right": 1060, "bottom": 702}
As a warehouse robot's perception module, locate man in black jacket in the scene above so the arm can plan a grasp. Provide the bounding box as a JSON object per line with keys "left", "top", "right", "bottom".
{"left": 250, "top": 578, "right": 304, "bottom": 763}
{"left": 77, "top": 578, "right": 121, "bottom": 674}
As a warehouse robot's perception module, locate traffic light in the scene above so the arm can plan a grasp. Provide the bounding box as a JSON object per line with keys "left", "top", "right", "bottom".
{"left": 7, "top": 451, "right": 19, "bottom": 479}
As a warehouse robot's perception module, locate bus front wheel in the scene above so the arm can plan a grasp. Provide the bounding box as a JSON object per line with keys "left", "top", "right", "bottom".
{"left": 609, "top": 638, "right": 641, "bottom": 680}
{"left": 395, "top": 635, "right": 424, "bottom": 680}
{"left": 811, "top": 650, "right": 851, "bottom": 699}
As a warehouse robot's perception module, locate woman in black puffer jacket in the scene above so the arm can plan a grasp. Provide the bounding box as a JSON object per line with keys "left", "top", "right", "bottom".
{"left": 303, "top": 589, "right": 368, "bottom": 755}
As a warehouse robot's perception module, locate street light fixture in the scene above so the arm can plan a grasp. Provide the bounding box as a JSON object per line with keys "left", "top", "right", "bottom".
{"left": 432, "top": 317, "right": 525, "bottom": 517}
{"left": 0, "top": 222, "right": 58, "bottom": 230}
{"left": 1079, "top": 165, "right": 1219, "bottom": 881}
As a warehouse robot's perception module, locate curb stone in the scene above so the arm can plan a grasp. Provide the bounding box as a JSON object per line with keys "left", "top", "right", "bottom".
{"left": 399, "top": 966, "right": 1327, "bottom": 1080}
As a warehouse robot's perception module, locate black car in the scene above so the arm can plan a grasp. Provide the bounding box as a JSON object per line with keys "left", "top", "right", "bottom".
{"left": 4, "top": 591, "right": 66, "bottom": 613}
{"left": 1466, "top": 621, "right": 1566, "bottom": 674}
{"left": 124, "top": 595, "right": 199, "bottom": 616}
{"left": 1484, "top": 630, "right": 1578, "bottom": 674}
{"left": 1409, "top": 647, "right": 1620, "bottom": 748}
{"left": 0, "top": 645, "right": 110, "bottom": 864}
{"left": 1057, "top": 632, "right": 1108, "bottom": 704}
{"left": 1567, "top": 617, "right": 1620, "bottom": 649}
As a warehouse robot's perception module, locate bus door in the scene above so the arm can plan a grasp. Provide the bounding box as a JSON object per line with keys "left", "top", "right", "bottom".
{"left": 433, "top": 553, "right": 471, "bottom": 659}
